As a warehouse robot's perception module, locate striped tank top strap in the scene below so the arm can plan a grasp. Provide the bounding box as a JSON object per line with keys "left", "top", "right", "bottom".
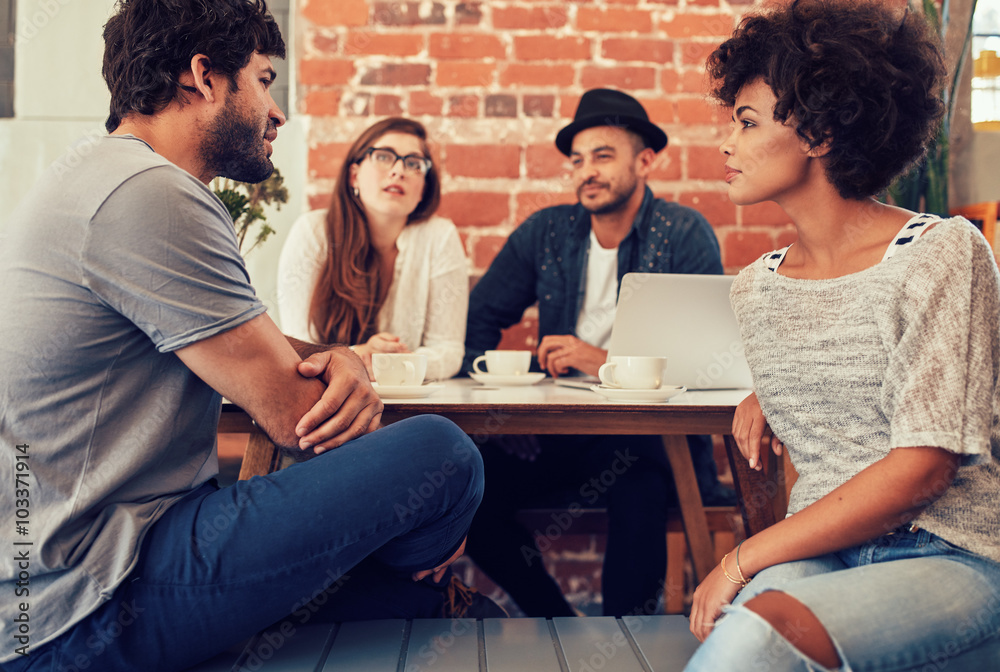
{"left": 764, "top": 245, "right": 792, "bottom": 272}
{"left": 881, "top": 213, "right": 942, "bottom": 262}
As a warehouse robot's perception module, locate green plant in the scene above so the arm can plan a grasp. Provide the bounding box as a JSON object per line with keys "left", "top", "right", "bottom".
{"left": 887, "top": 0, "right": 978, "bottom": 216}
{"left": 212, "top": 168, "right": 289, "bottom": 255}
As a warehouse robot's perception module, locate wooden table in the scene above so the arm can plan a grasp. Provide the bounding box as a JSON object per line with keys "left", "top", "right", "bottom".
{"left": 219, "top": 379, "right": 785, "bottom": 586}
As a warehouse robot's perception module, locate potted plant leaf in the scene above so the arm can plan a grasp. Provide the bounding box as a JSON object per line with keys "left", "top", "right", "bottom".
{"left": 213, "top": 168, "right": 289, "bottom": 256}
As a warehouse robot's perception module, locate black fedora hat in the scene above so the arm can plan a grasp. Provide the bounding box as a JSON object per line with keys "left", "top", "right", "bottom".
{"left": 555, "top": 88, "right": 667, "bottom": 156}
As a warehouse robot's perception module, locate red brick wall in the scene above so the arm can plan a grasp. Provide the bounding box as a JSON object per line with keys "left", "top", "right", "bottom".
{"left": 297, "top": 0, "right": 797, "bottom": 276}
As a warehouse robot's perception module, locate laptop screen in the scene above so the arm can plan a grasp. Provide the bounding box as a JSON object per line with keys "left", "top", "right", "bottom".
{"left": 606, "top": 273, "right": 753, "bottom": 390}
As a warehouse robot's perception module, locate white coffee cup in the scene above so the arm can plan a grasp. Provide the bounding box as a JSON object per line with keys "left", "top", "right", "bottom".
{"left": 598, "top": 356, "right": 666, "bottom": 390}
{"left": 472, "top": 350, "right": 531, "bottom": 376}
{"left": 372, "top": 353, "right": 427, "bottom": 386}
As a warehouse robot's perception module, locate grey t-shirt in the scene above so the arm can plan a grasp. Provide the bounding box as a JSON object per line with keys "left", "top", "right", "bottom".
{"left": 732, "top": 216, "right": 1000, "bottom": 563}
{"left": 0, "top": 135, "right": 265, "bottom": 661}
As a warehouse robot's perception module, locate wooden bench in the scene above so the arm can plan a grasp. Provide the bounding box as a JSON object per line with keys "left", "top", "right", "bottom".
{"left": 183, "top": 615, "right": 701, "bottom": 672}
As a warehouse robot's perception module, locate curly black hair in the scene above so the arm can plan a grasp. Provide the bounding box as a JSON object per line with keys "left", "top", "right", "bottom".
{"left": 102, "top": 0, "right": 286, "bottom": 133}
{"left": 707, "top": 0, "right": 946, "bottom": 200}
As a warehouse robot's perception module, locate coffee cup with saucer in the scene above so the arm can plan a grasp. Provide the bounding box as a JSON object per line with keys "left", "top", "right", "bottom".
{"left": 372, "top": 353, "right": 442, "bottom": 398}
{"left": 592, "top": 356, "right": 684, "bottom": 403}
{"left": 469, "top": 350, "right": 546, "bottom": 386}
{"left": 597, "top": 356, "right": 666, "bottom": 390}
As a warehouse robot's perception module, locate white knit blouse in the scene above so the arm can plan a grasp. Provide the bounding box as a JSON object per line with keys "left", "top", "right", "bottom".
{"left": 731, "top": 216, "right": 1000, "bottom": 563}
{"left": 277, "top": 210, "right": 469, "bottom": 381}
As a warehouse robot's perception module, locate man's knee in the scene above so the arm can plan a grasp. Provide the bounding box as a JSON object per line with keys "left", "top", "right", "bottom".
{"left": 404, "top": 415, "right": 483, "bottom": 476}
{"left": 743, "top": 591, "right": 841, "bottom": 669}
{"left": 385, "top": 416, "right": 484, "bottom": 524}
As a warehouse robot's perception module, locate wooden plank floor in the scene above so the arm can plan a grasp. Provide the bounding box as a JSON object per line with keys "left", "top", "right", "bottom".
{"left": 183, "top": 616, "right": 700, "bottom": 672}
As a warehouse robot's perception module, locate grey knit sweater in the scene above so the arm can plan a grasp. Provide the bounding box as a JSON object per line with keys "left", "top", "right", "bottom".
{"left": 732, "top": 216, "right": 1000, "bottom": 563}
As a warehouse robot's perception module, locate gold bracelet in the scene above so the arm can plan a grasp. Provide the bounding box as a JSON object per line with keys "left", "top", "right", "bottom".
{"left": 720, "top": 553, "right": 746, "bottom": 587}
{"left": 734, "top": 540, "right": 749, "bottom": 586}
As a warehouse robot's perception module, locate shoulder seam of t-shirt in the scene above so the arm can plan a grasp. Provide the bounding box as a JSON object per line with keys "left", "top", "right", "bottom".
{"left": 95, "top": 163, "right": 188, "bottom": 207}
{"left": 82, "top": 164, "right": 199, "bottom": 297}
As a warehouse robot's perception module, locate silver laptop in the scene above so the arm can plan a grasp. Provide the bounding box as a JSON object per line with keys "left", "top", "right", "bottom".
{"left": 609, "top": 273, "right": 752, "bottom": 390}
{"left": 555, "top": 273, "right": 753, "bottom": 390}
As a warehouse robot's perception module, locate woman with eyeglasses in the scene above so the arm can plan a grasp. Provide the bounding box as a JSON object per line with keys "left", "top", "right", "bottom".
{"left": 278, "top": 117, "right": 467, "bottom": 380}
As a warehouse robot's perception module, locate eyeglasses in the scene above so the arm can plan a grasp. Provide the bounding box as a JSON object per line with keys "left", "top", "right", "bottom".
{"left": 360, "top": 147, "right": 432, "bottom": 176}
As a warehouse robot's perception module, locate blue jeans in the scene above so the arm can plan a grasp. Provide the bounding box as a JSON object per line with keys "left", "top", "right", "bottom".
{"left": 5, "top": 415, "right": 483, "bottom": 672}
{"left": 685, "top": 528, "right": 1000, "bottom": 671}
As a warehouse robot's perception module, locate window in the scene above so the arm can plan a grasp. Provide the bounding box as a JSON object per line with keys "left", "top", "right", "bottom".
{"left": 973, "top": 0, "right": 1000, "bottom": 130}
{"left": 1, "top": 0, "right": 13, "bottom": 117}
{"left": 269, "top": 0, "right": 290, "bottom": 118}
{"left": 0, "top": 2, "right": 289, "bottom": 120}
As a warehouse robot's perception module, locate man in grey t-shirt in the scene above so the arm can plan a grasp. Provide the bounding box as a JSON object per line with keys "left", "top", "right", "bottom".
{"left": 0, "top": 2, "right": 490, "bottom": 670}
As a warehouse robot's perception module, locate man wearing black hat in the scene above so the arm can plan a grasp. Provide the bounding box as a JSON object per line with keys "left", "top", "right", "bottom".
{"left": 462, "top": 89, "right": 725, "bottom": 617}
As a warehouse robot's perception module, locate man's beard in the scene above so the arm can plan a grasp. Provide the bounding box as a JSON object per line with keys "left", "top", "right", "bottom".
{"left": 200, "top": 96, "right": 274, "bottom": 183}
{"left": 577, "top": 173, "right": 639, "bottom": 216}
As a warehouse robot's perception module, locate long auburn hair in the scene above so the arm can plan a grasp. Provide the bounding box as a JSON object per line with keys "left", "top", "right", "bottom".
{"left": 309, "top": 117, "right": 441, "bottom": 345}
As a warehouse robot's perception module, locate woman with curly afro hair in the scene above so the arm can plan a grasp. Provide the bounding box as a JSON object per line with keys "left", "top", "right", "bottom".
{"left": 685, "top": 1, "right": 1000, "bottom": 670}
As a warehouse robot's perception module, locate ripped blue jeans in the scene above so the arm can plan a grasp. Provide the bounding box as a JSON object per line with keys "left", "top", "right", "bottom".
{"left": 685, "top": 527, "right": 1000, "bottom": 671}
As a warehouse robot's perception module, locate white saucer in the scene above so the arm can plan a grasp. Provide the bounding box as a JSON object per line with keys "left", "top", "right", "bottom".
{"left": 372, "top": 382, "right": 444, "bottom": 399}
{"left": 589, "top": 384, "right": 686, "bottom": 403}
{"left": 469, "top": 372, "right": 547, "bottom": 387}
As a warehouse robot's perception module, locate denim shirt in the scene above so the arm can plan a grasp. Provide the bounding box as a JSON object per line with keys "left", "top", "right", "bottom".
{"left": 464, "top": 186, "right": 723, "bottom": 372}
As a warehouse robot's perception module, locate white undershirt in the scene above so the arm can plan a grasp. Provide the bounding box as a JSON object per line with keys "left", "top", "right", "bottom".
{"left": 575, "top": 229, "right": 618, "bottom": 349}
